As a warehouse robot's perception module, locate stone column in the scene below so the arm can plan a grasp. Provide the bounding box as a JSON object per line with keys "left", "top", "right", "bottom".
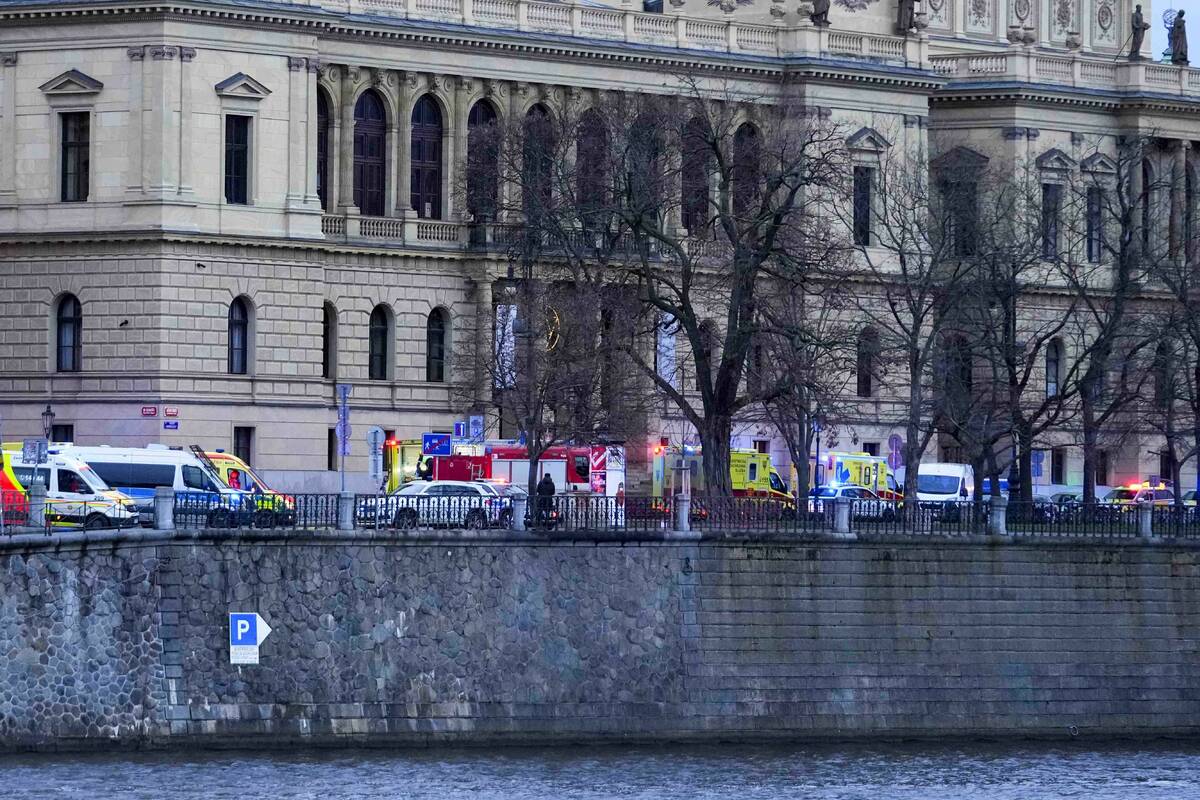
{"left": 1130, "top": 144, "right": 1145, "bottom": 256}
{"left": 397, "top": 72, "right": 415, "bottom": 216}
{"left": 384, "top": 121, "right": 398, "bottom": 217}
{"left": 988, "top": 495, "right": 1008, "bottom": 537}
{"left": 337, "top": 66, "right": 359, "bottom": 213}
{"left": 305, "top": 60, "right": 321, "bottom": 206}
{"left": 1171, "top": 139, "right": 1190, "bottom": 263}
{"left": 286, "top": 56, "right": 309, "bottom": 208}
{"left": 1138, "top": 498, "right": 1154, "bottom": 538}
{"left": 0, "top": 52, "right": 18, "bottom": 206}
{"left": 177, "top": 47, "right": 195, "bottom": 198}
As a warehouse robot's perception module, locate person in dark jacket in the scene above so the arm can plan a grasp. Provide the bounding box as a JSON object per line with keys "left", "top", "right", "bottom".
{"left": 536, "top": 473, "right": 556, "bottom": 528}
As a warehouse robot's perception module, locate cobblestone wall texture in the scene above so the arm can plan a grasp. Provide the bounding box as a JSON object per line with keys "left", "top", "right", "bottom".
{"left": 2, "top": 534, "right": 1200, "bottom": 750}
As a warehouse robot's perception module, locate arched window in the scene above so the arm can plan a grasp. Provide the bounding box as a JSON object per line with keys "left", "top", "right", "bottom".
{"left": 317, "top": 89, "right": 331, "bottom": 211}
{"left": 368, "top": 304, "right": 391, "bottom": 381}
{"left": 523, "top": 104, "right": 554, "bottom": 221}
{"left": 681, "top": 117, "right": 712, "bottom": 234}
{"left": 1045, "top": 339, "right": 1062, "bottom": 398}
{"left": 411, "top": 95, "right": 444, "bottom": 220}
{"left": 856, "top": 327, "right": 879, "bottom": 398}
{"left": 732, "top": 123, "right": 761, "bottom": 218}
{"left": 426, "top": 308, "right": 448, "bottom": 383}
{"left": 55, "top": 294, "right": 81, "bottom": 373}
{"left": 322, "top": 302, "right": 337, "bottom": 380}
{"left": 228, "top": 297, "right": 251, "bottom": 375}
{"left": 466, "top": 100, "right": 498, "bottom": 222}
{"left": 353, "top": 90, "right": 387, "bottom": 217}
{"left": 626, "top": 113, "right": 663, "bottom": 224}
{"left": 576, "top": 108, "right": 609, "bottom": 226}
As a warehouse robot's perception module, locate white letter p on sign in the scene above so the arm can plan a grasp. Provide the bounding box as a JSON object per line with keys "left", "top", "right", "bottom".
{"left": 237, "top": 619, "right": 250, "bottom": 640}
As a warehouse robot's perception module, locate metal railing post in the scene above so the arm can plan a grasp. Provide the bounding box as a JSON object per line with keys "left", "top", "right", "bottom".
{"left": 1138, "top": 499, "right": 1154, "bottom": 538}
{"left": 512, "top": 496, "right": 527, "bottom": 531}
{"left": 834, "top": 497, "right": 851, "bottom": 535}
{"left": 154, "top": 486, "right": 175, "bottom": 531}
{"left": 989, "top": 496, "right": 1008, "bottom": 537}
{"left": 337, "top": 492, "right": 355, "bottom": 531}
{"left": 29, "top": 483, "right": 47, "bottom": 532}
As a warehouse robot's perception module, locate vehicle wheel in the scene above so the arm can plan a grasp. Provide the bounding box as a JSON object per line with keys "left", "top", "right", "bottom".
{"left": 465, "top": 509, "right": 487, "bottom": 530}
{"left": 393, "top": 509, "right": 418, "bottom": 530}
{"left": 253, "top": 509, "right": 276, "bottom": 529}
{"left": 83, "top": 513, "right": 109, "bottom": 531}
{"left": 206, "top": 508, "right": 232, "bottom": 529}
{"left": 499, "top": 508, "right": 514, "bottom": 529}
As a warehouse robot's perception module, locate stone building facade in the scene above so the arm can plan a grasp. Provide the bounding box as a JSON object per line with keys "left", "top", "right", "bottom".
{"left": 0, "top": 0, "right": 1197, "bottom": 492}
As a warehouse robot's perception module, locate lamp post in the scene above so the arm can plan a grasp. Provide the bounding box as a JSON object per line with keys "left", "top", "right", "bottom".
{"left": 41, "top": 404, "right": 56, "bottom": 440}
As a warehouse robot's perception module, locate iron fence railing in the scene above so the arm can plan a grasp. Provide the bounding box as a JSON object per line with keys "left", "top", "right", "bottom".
{"left": 173, "top": 492, "right": 337, "bottom": 530}
{"left": 1006, "top": 501, "right": 1140, "bottom": 538}
{"left": 1, "top": 489, "right": 32, "bottom": 533}
{"left": 850, "top": 500, "right": 988, "bottom": 536}
{"left": 690, "top": 495, "right": 831, "bottom": 533}
{"left": 355, "top": 494, "right": 513, "bottom": 530}
{"left": 1150, "top": 505, "right": 1200, "bottom": 539}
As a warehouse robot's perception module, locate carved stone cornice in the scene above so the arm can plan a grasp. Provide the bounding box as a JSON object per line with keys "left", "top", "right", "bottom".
{"left": 180, "top": 46, "right": 196, "bottom": 62}
{"left": 1, "top": 52, "right": 18, "bottom": 67}
{"left": 288, "top": 56, "right": 307, "bottom": 71}
{"left": 127, "top": 46, "right": 145, "bottom": 60}
{"left": 148, "top": 44, "right": 179, "bottom": 60}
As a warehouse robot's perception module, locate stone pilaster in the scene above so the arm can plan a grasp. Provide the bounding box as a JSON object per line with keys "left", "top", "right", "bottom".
{"left": 0, "top": 52, "right": 17, "bottom": 206}
{"left": 337, "top": 66, "right": 359, "bottom": 214}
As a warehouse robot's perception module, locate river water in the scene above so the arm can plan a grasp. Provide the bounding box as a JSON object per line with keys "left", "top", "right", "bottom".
{"left": 2, "top": 741, "right": 1198, "bottom": 799}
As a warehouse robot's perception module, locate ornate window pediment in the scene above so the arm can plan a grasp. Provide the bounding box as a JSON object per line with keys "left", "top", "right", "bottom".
{"left": 846, "top": 126, "right": 891, "bottom": 152}
{"left": 39, "top": 69, "right": 103, "bottom": 96}
{"left": 1036, "top": 148, "right": 1077, "bottom": 172}
{"left": 215, "top": 73, "right": 272, "bottom": 100}
{"left": 1080, "top": 152, "right": 1118, "bottom": 174}
{"left": 931, "top": 145, "right": 989, "bottom": 172}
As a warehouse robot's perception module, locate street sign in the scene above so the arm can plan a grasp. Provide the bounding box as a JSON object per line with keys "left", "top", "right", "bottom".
{"left": 422, "top": 432, "right": 452, "bottom": 457}
{"left": 163, "top": 420, "right": 179, "bottom": 431}
{"left": 141, "top": 406, "right": 158, "bottom": 417}
{"left": 469, "top": 414, "right": 484, "bottom": 443}
{"left": 453, "top": 420, "right": 467, "bottom": 438}
{"left": 336, "top": 384, "right": 352, "bottom": 458}
{"left": 22, "top": 438, "right": 47, "bottom": 464}
{"left": 367, "top": 426, "right": 385, "bottom": 482}
{"left": 229, "top": 612, "right": 273, "bottom": 666}
{"left": 1031, "top": 450, "right": 1045, "bottom": 479}
{"left": 164, "top": 407, "right": 179, "bottom": 417}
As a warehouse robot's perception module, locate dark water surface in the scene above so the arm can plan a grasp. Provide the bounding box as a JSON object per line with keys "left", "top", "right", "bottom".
{"left": 2, "top": 741, "right": 1199, "bottom": 799}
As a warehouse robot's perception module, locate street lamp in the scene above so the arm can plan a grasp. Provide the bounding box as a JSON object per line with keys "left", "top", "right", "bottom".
{"left": 40, "top": 404, "right": 55, "bottom": 440}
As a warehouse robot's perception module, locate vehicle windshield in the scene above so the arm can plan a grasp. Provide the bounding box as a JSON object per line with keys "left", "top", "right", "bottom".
{"left": 224, "top": 462, "right": 270, "bottom": 493}
{"left": 918, "top": 474, "right": 961, "bottom": 495}
{"left": 1107, "top": 488, "right": 1138, "bottom": 502}
{"left": 396, "top": 482, "right": 426, "bottom": 495}
{"left": 74, "top": 463, "right": 112, "bottom": 491}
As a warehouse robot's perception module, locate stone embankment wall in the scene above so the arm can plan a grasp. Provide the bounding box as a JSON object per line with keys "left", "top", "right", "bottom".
{"left": 2, "top": 530, "right": 1200, "bottom": 750}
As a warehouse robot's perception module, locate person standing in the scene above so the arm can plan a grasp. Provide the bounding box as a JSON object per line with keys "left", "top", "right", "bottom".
{"left": 536, "top": 472, "right": 556, "bottom": 529}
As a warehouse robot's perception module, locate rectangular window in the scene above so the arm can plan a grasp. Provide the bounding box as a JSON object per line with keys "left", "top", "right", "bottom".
{"left": 1051, "top": 447, "right": 1066, "bottom": 485}
{"left": 1094, "top": 449, "right": 1109, "bottom": 487}
{"left": 863, "top": 442, "right": 880, "bottom": 457}
{"left": 852, "top": 166, "right": 873, "bottom": 246}
{"left": 1159, "top": 452, "right": 1173, "bottom": 482}
{"left": 233, "top": 426, "right": 254, "bottom": 466}
{"left": 942, "top": 181, "right": 977, "bottom": 256}
{"left": 327, "top": 428, "right": 338, "bottom": 472}
{"left": 1086, "top": 186, "right": 1105, "bottom": 263}
{"left": 224, "top": 115, "right": 251, "bottom": 205}
{"left": 753, "top": 440, "right": 769, "bottom": 455}
{"left": 50, "top": 424, "right": 74, "bottom": 443}
{"left": 60, "top": 112, "right": 90, "bottom": 202}
{"left": 1041, "top": 183, "right": 1061, "bottom": 259}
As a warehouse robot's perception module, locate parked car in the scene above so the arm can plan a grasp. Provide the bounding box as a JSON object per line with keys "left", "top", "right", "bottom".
{"left": 358, "top": 480, "right": 509, "bottom": 529}
{"left": 809, "top": 485, "right": 896, "bottom": 520}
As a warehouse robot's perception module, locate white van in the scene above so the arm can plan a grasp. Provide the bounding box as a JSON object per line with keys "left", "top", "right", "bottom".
{"left": 916, "top": 462, "right": 975, "bottom": 504}
{"left": 1, "top": 450, "right": 138, "bottom": 529}
{"left": 53, "top": 444, "right": 242, "bottom": 526}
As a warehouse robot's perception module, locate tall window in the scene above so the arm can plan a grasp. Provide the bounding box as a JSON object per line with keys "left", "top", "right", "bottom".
{"left": 1086, "top": 186, "right": 1105, "bottom": 263}
{"left": 410, "top": 95, "right": 443, "bottom": 220}
{"left": 1051, "top": 447, "right": 1066, "bottom": 485}
{"left": 1040, "top": 183, "right": 1060, "bottom": 259}
{"left": 942, "top": 181, "right": 978, "bottom": 256}
{"left": 681, "top": 117, "right": 711, "bottom": 233}
{"left": 317, "top": 90, "right": 331, "bottom": 211}
{"left": 853, "top": 166, "right": 873, "bottom": 246}
{"left": 626, "top": 114, "right": 662, "bottom": 225}
{"left": 228, "top": 297, "right": 250, "bottom": 375}
{"left": 224, "top": 115, "right": 251, "bottom": 205}
{"left": 327, "top": 428, "right": 338, "bottom": 472}
{"left": 1045, "top": 339, "right": 1061, "bottom": 398}
{"left": 368, "top": 304, "right": 391, "bottom": 380}
{"left": 60, "top": 112, "right": 89, "bottom": 203}
{"left": 577, "top": 109, "right": 609, "bottom": 229}
{"left": 856, "top": 326, "right": 879, "bottom": 398}
{"left": 56, "top": 294, "right": 82, "bottom": 373}
{"left": 523, "top": 104, "right": 554, "bottom": 222}
{"left": 322, "top": 302, "right": 337, "bottom": 379}
{"left": 233, "top": 426, "right": 254, "bottom": 466}
{"left": 426, "top": 308, "right": 447, "bottom": 383}
{"left": 1141, "top": 160, "right": 1153, "bottom": 250}
{"left": 353, "top": 90, "right": 386, "bottom": 217}
{"left": 466, "top": 100, "right": 498, "bottom": 222}
{"left": 732, "top": 123, "right": 761, "bottom": 218}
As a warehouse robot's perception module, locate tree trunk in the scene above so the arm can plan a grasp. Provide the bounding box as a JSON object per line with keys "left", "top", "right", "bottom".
{"left": 1015, "top": 423, "right": 1034, "bottom": 506}
{"left": 1081, "top": 396, "right": 1098, "bottom": 505}
{"left": 700, "top": 415, "right": 734, "bottom": 496}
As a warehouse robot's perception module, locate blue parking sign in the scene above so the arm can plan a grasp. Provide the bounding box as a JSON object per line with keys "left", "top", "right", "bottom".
{"left": 230, "top": 613, "right": 258, "bottom": 646}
